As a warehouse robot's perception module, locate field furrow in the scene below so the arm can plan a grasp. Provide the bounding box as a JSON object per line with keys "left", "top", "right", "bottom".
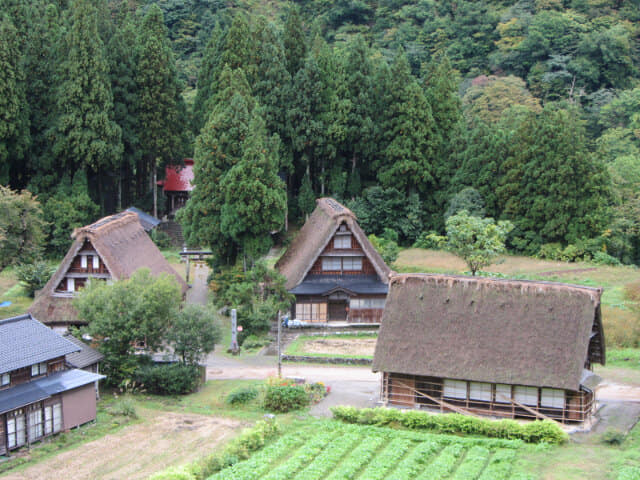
{"left": 451, "top": 446, "right": 490, "bottom": 480}
{"left": 386, "top": 440, "right": 442, "bottom": 480}
{"left": 355, "top": 438, "right": 414, "bottom": 480}
{"left": 417, "top": 443, "right": 466, "bottom": 480}
{"left": 323, "top": 434, "right": 387, "bottom": 480}
{"left": 477, "top": 448, "right": 517, "bottom": 480}
{"left": 292, "top": 433, "right": 362, "bottom": 480}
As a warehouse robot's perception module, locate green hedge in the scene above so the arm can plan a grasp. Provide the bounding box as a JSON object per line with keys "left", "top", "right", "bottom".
{"left": 135, "top": 363, "right": 201, "bottom": 395}
{"left": 331, "top": 406, "right": 568, "bottom": 444}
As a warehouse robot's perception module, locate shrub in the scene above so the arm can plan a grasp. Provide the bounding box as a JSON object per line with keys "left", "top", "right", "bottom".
{"left": 135, "top": 363, "right": 201, "bottom": 395}
{"left": 601, "top": 428, "right": 626, "bottom": 445}
{"left": 226, "top": 386, "right": 259, "bottom": 405}
{"left": 592, "top": 251, "right": 622, "bottom": 266}
{"left": 331, "top": 407, "right": 568, "bottom": 444}
{"left": 148, "top": 465, "right": 197, "bottom": 480}
{"left": 151, "top": 229, "right": 173, "bottom": 249}
{"left": 305, "top": 382, "right": 328, "bottom": 403}
{"left": 15, "top": 261, "right": 55, "bottom": 297}
{"left": 264, "top": 385, "right": 310, "bottom": 412}
{"left": 538, "top": 243, "right": 563, "bottom": 260}
{"left": 109, "top": 397, "right": 137, "bottom": 419}
{"left": 242, "top": 334, "right": 271, "bottom": 350}
{"left": 413, "top": 231, "right": 447, "bottom": 249}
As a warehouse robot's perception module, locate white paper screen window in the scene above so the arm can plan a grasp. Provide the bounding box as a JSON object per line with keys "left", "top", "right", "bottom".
{"left": 469, "top": 382, "right": 492, "bottom": 401}
{"left": 92, "top": 255, "right": 100, "bottom": 269}
{"left": 443, "top": 379, "right": 467, "bottom": 399}
{"left": 81, "top": 255, "right": 87, "bottom": 268}
{"left": 514, "top": 386, "right": 538, "bottom": 406}
{"left": 334, "top": 235, "right": 351, "bottom": 249}
{"left": 322, "top": 258, "right": 341, "bottom": 271}
{"left": 540, "top": 388, "right": 565, "bottom": 409}
{"left": 53, "top": 404, "right": 62, "bottom": 432}
{"left": 67, "top": 277, "right": 75, "bottom": 292}
{"left": 342, "top": 257, "right": 362, "bottom": 270}
{"left": 495, "top": 384, "right": 512, "bottom": 403}
{"left": 1, "top": 373, "right": 9, "bottom": 386}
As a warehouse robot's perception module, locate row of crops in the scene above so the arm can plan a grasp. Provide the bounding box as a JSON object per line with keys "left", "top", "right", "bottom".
{"left": 207, "top": 421, "right": 533, "bottom": 480}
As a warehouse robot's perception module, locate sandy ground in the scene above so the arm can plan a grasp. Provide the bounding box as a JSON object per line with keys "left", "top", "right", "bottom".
{"left": 302, "top": 338, "right": 377, "bottom": 357}
{"left": 1, "top": 413, "right": 241, "bottom": 480}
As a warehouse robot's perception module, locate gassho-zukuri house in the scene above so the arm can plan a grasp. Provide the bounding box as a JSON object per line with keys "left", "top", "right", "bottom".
{"left": 0, "top": 314, "right": 105, "bottom": 455}
{"left": 276, "top": 197, "right": 391, "bottom": 324}
{"left": 372, "top": 274, "right": 605, "bottom": 423}
{"left": 29, "top": 211, "right": 188, "bottom": 332}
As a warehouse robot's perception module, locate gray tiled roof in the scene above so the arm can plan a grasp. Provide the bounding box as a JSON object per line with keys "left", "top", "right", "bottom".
{"left": 0, "top": 369, "right": 104, "bottom": 414}
{"left": 290, "top": 275, "right": 389, "bottom": 296}
{"left": 0, "top": 314, "right": 80, "bottom": 375}
{"left": 126, "top": 207, "right": 161, "bottom": 231}
{"left": 63, "top": 334, "right": 104, "bottom": 369}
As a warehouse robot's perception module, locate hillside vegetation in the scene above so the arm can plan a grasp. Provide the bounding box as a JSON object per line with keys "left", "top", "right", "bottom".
{"left": 1, "top": 0, "right": 639, "bottom": 269}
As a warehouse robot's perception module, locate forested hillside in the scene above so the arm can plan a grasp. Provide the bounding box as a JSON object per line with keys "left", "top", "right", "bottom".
{"left": 1, "top": 0, "right": 639, "bottom": 267}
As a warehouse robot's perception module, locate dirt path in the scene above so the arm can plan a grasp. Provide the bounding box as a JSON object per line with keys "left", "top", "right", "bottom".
{"left": 1, "top": 412, "right": 242, "bottom": 480}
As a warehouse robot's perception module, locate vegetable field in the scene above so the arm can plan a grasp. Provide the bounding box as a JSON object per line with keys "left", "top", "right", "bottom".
{"left": 208, "top": 421, "right": 531, "bottom": 480}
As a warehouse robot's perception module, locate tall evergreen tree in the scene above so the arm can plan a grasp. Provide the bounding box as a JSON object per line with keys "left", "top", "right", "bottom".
{"left": 376, "top": 53, "right": 438, "bottom": 224}
{"left": 107, "top": 12, "right": 140, "bottom": 209}
{"left": 283, "top": 7, "right": 306, "bottom": 77}
{"left": 0, "top": 14, "right": 30, "bottom": 186}
{"left": 423, "top": 54, "right": 463, "bottom": 227}
{"left": 135, "top": 4, "right": 186, "bottom": 202}
{"left": 220, "top": 116, "right": 286, "bottom": 261}
{"left": 342, "top": 35, "right": 375, "bottom": 198}
{"left": 50, "top": 0, "right": 122, "bottom": 177}
{"left": 192, "top": 23, "right": 225, "bottom": 134}
{"left": 23, "top": 3, "right": 60, "bottom": 192}
{"left": 498, "top": 107, "right": 612, "bottom": 252}
{"left": 178, "top": 90, "right": 252, "bottom": 262}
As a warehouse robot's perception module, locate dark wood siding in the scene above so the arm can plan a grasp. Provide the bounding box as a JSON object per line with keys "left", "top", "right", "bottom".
{"left": 382, "top": 373, "right": 594, "bottom": 423}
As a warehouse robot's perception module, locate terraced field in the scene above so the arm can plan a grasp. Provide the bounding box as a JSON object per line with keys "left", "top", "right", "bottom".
{"left": 208, "top": 421, "right": 531, "bottom": 480}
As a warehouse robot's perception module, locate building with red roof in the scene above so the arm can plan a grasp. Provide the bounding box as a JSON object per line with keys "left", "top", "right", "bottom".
{"left": 158, "top": 158, "right": 194, "bottom": 216}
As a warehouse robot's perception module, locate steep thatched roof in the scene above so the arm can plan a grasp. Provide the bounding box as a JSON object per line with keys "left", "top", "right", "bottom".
{"left": 275, "top": 198, "right": 391, "bottom": 290}
{"left": 372, "top": 274, "right": 605, "bottom": 391}
{"left": 29, "top": 212, "right": 187, "bottom": 326}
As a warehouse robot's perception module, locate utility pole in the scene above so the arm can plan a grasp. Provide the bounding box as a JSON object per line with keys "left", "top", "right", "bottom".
{"left": 231, "top": 308, "right": 239, "bottom": 354}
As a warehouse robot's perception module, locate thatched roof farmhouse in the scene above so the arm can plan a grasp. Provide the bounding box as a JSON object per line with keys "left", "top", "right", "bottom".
{"left": 373, "top": 274, "right": 605, "bottom": 422}
{"left": 276, "top": 198, "right": 391, "bottom": 323}
{"left": 29, "top": 212, "right": 187, "bottom": 331}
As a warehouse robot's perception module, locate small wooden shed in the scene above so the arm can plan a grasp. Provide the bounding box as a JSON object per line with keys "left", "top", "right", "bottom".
{"left": 372, "top": 274, "right": 605, "bottom": 423}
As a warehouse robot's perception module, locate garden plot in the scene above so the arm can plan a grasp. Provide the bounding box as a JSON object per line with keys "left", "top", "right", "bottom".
{"left": 208, "top": 421, "right": 528, "bottom": 480}
{"left": 2, "top": 412, "right": 241, "bottom": 480}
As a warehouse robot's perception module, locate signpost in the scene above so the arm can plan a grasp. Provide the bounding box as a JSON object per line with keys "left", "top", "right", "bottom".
{"left": 230, "top": 308, "right": 239, "bottom": 354}
{"left": 277, "top": 310, "right": 282, "bottom": 378}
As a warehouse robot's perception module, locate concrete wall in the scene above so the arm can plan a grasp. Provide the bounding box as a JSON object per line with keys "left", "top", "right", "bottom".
{"left": 62, "top": 384, "right": 97, "bottom": 430}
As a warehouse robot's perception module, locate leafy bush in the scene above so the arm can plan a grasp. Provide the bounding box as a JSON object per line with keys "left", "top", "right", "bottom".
{"left": 226, "top": 386, "right": 259, "bottom": 405}
{"left": 368, "top": 232, "right": 400, "bottom": 264}
{"left": 135, "top": 363, "right": 201, "bottom": 395}
{"left": 538, "top": 243, "right": 563, "bottom": 260}
{"left": 109, "top": 397, "right": 138, "bottom": 419}
{"left": 331, "top": 407, "right": 568, "bottom": 444}
{"left": 413, "top": 231, "right": 448, "bottom": 249}
{"left": 15, "top": 260, "right": 55, "bottom": 297}
{"left": 305, "top": 382, "right": 328, "bottom": 403}
{"left": 148, "top": 465, "right": 198, "bottom": 480}
{"left": 242, "top": 334, "right": 272, "bottom": 350}
{"left": 264, "top": 385, "right": 310, "bottom": 412}
{"left": 592, "top": 251, "right": 622, "bottom": 266}
{"left": 601, "top": 428, "right": 626, "bottom": 445}
{"left": 151, "top": 229, "right": 173, "bottom": 249}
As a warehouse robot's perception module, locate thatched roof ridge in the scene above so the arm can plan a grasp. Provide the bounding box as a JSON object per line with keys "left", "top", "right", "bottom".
{"left": 275, "top": 198, "right": 391, "bottom": 290}
{"left": 29, "top": 212, "right": 187, "bottom": 326}
{"left": 373, "top": 273, "right": 604, "bottom": 391}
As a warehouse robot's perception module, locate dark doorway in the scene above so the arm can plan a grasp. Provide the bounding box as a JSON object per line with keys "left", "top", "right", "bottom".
{"left": 328, "top": 300, "right": 348, "bottom": 321}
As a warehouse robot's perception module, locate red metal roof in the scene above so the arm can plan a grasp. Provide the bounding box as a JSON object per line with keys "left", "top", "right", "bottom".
{"left": 161, "top": 158, "right": 194, "bottom": 192}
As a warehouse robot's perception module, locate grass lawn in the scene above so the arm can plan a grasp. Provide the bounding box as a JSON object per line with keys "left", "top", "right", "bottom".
{"left": 0, "top": 267, "right": 36, "bottom": 318}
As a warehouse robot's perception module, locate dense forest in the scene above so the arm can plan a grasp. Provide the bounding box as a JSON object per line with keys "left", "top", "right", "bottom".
{"left": 1, "top": 0, "right": 639, "bottom": 267}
